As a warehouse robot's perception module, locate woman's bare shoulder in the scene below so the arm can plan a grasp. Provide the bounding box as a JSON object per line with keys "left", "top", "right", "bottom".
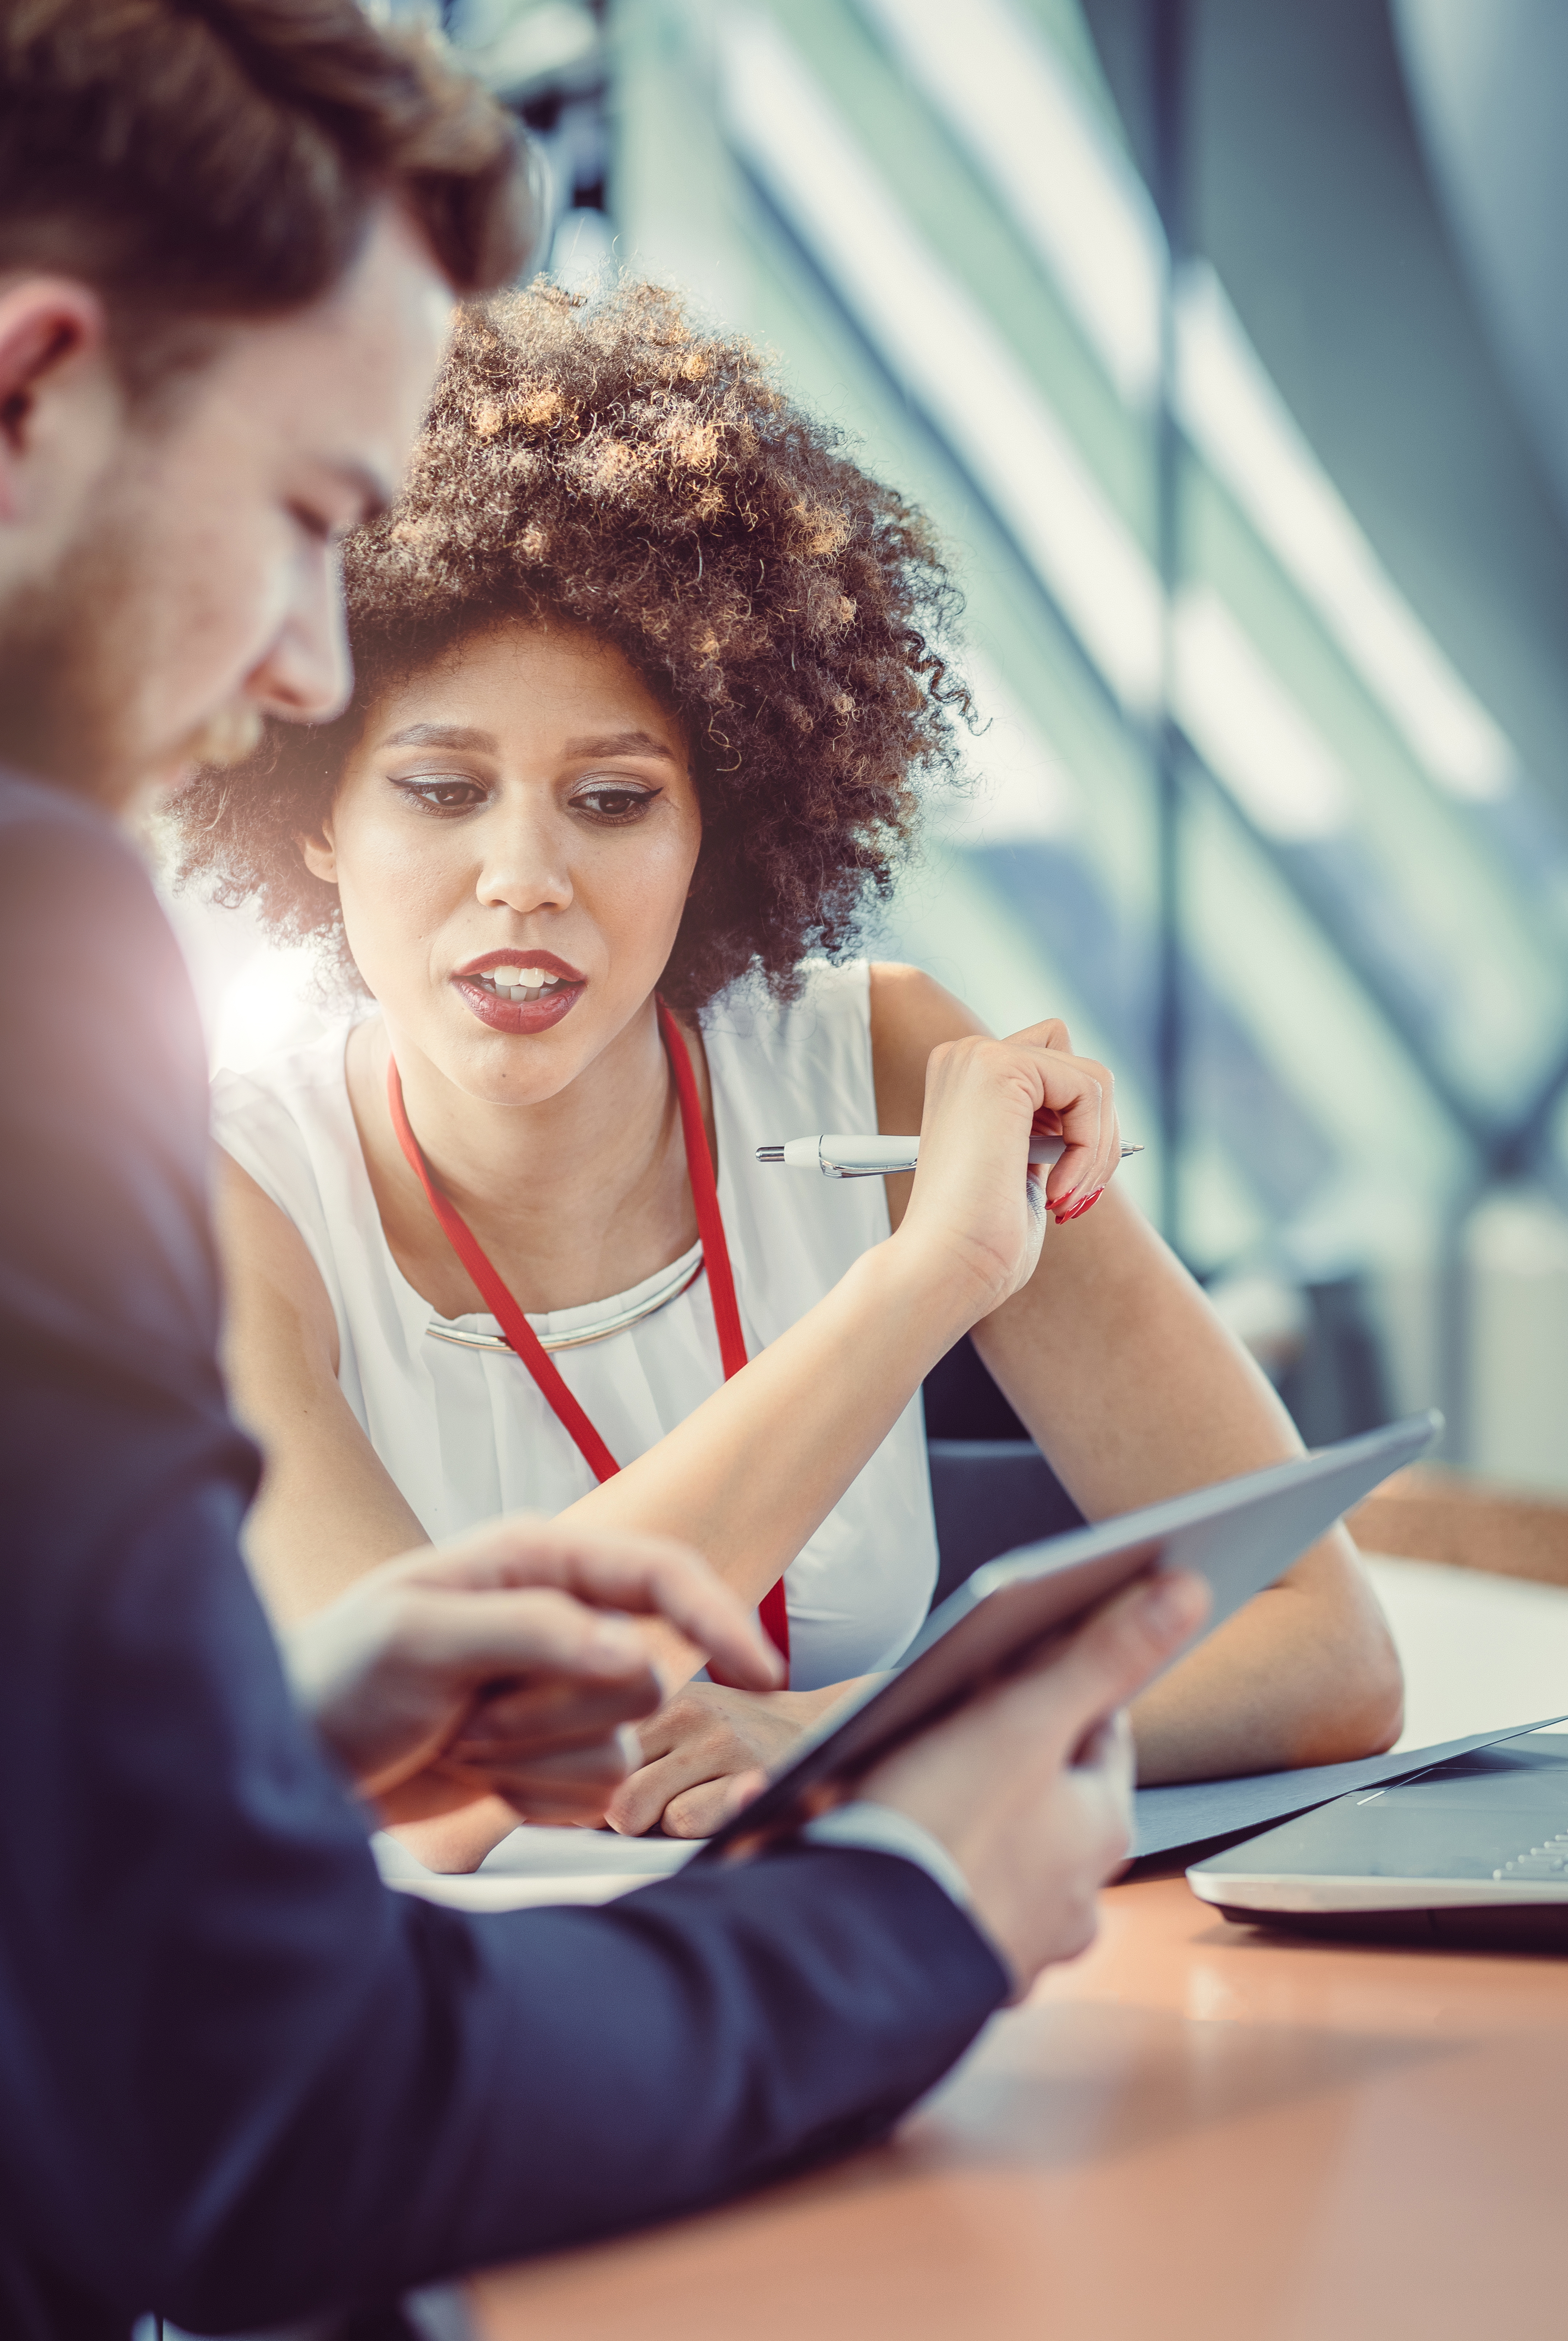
{"left": 869, "top": 961, "right": 988, "bottom": 1088}
{"left": 867, "top": 960, "right": 989, "bottom": 1032}
{"left": 867, "top": 964, "right": 991, "bottom": 1152}
{"left": 213, "top": 1149, "right": 339, "bottom": 1373}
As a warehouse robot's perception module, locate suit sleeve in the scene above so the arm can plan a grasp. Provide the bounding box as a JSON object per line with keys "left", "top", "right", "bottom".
{"left": 0, "top": 787, "right": 1006, "bottom": 2338}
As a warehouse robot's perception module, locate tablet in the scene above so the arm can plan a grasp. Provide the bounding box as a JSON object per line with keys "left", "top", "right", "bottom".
{"left": 697, "top": 1411, "right": 1440, "bottom": 1863}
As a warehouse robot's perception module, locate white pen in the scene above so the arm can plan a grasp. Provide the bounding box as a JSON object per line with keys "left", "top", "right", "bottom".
{"left": 756, "top": 1135, "right": 1144, "bottom": 1178}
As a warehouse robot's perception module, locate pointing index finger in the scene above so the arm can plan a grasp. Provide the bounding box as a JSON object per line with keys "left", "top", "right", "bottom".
{"left": 406, "top": 1519, "right": 784, "bottom": 1691}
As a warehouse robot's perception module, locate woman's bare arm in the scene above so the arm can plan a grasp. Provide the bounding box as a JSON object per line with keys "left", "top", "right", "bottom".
{"left": 869, "top": 962, "right": 1404, "bottom": 1779}
{"left": 214, "top": 1154, "right": 428, "bottom": 1621}
{"left": 542, "top": 1009, "right": 1118, "bottom": 1656}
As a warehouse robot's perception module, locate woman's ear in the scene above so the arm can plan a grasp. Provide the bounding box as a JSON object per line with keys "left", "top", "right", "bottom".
{"left": 297, "top": 822, "right": 338, "bottom": 884}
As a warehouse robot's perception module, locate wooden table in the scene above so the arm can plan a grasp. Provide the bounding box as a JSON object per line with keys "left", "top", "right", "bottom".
{"left": 466, "top": 1870, "right": 1568, "bottom": 2341}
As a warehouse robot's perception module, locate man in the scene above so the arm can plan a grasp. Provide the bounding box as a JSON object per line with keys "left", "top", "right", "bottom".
{"left": 0, "top": 5, "right": 1203, "bottom": 2336}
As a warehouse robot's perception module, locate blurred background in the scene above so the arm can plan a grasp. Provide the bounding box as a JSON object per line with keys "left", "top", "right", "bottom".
{"left": 171, "top": 0, "right": 1568, "bottom": 1490}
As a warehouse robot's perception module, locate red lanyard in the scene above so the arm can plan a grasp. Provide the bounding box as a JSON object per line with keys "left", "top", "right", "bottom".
{"left": 385, "top": 996, "right": 789, "bottom": 1678}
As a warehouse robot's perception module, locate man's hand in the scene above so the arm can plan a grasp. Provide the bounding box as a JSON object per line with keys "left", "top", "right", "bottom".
{"left": 283, "top": 1515, "right": 782, "bottom": 1829}
{"left": 858, "top": 1570, "right": 1210, "bottom": 1995}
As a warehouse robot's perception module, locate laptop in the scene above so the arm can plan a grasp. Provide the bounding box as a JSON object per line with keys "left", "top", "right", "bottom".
{"left": 1188, "top": 1726, "right": 1568, "bottom": 1949}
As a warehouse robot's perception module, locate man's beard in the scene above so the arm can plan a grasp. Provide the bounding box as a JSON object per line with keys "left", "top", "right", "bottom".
{"left": 174, "top": 701, "right": 265, "bottom": 772}
{"left": 0, "top": 513, "right": 259, "bottom": 806}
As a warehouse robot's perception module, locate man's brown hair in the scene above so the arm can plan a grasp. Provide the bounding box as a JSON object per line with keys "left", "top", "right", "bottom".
{"left": 0, "top": 0, "right": 540, "bottom": 387}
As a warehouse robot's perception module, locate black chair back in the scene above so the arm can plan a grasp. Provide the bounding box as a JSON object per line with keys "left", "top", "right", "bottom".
{"left": 925, "top": 1439, "right": 1085, "bottom": 1612}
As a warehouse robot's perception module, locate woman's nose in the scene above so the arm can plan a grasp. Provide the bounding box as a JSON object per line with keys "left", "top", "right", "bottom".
{"left": 475, "top": 809, "right": 575, "bottom": 915}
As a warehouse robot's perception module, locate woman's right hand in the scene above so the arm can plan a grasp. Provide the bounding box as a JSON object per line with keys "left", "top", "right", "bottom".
{"left": 892, "top": 1017, "right": 1121, "bottom": 1322}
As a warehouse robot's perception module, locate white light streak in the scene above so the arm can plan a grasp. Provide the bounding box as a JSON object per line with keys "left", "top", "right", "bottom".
{"left": 857, "top": 0, "right": 1164, "bottom": 407}
{"left": 1174, "top": 264, "right": 1514, "bottom": 802}
{"left": 854, "top": 0, "right": 1517, "bottom": 803}
{"left": 720, "top": 11, "right": 1163, "bottom": 713}
{"left": 928, "top": 650, "right": 1080, "bottom": 844}
{"left": 550, "top": 206, "right": 615, "bottom": 295}
{"left": 1174, "top": 587, "right": 1351, "bottom": 841}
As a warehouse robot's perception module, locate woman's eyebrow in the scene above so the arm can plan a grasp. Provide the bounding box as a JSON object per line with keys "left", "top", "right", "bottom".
{"left": 565, "top": 729, "right": 677, "bottom": 761}
{"left": 381, "top": 722, "right": 499, "bottom": 751}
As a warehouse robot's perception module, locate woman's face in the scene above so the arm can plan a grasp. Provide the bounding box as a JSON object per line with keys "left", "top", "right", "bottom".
{"left": 302, "top": 619, "right": 702, "bottom": 1103}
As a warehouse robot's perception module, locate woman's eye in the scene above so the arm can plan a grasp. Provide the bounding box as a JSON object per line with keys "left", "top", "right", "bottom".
{"left": 391, "top": 776, "right": 486, "bottom": 815}
{"left": 575, "top": 784, "right": 658, "bottom": 822}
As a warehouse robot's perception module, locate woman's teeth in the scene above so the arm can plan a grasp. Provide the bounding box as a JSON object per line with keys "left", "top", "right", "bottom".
{"left": 474, "top": 966, "right": 572, "bottom": 1003}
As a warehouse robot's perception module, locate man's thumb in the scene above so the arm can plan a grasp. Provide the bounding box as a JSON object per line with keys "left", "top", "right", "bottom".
{"left": 1054, "top": 1569, "right": 1209, "bottom": 1733}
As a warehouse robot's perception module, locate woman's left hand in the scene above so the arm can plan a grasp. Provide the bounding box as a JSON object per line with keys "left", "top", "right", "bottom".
{"left": 605, "top": 1681, "right": 850, "bottom": 1838}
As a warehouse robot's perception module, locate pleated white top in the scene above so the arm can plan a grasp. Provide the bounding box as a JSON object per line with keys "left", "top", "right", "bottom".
{"left": 211, "top": 960, "right": 939, "bottom": 1691}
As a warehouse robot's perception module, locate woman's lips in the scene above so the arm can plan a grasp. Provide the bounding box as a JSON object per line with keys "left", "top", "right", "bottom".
{"left": 455, "top": 948, "right": 584, "bottom": 984}
{"left": 452, "top": 973, "right": 586, "bottom": 1036}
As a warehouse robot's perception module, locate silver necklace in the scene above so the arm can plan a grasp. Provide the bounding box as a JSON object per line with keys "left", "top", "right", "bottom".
{"left": 425, "top": 1246, "right": 705, "bottom": 1356}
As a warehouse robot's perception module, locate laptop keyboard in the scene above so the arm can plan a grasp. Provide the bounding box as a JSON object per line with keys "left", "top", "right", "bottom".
{"left": 1494, "top": 1833, "right": 1568, "bottom": 1880}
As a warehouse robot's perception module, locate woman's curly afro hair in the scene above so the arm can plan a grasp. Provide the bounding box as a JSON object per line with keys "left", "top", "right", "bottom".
{"left": 170, "top": 278, "right": 970, "bottom": 1010}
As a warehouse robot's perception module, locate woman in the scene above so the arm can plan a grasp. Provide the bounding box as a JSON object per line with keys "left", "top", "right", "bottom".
{"left": 174, "top": 284, "right": 1401, "bottom": 1868}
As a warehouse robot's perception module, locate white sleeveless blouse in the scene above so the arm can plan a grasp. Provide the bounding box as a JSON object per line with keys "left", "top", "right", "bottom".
{"left": 211, "top": 960, "right": 938, "bottom": 1692}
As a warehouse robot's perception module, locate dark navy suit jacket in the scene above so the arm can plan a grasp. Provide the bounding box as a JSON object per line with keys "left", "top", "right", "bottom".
{"left": 0, "top": 772, "right": 1006, "bottom": 2340}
